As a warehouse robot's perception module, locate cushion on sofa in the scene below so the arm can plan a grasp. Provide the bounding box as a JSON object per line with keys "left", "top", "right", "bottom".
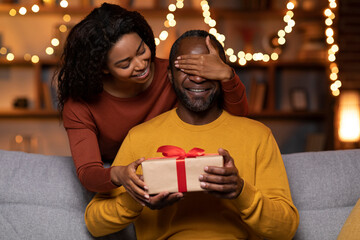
{"left": 283, "top": 149, "right": 360, "bottom": 240}
{"left": 0, "top": 150, "right": 135, "bottom": 240}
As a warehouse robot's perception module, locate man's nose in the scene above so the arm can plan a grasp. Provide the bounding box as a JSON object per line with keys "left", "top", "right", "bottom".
{"left": 188, "top": 75, "right": 206, "bottom": 83}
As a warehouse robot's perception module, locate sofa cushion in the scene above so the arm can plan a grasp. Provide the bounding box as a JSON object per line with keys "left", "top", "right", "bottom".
{"left": 282, "top": 149, "right": 360, "bottom": 240}
{"left": 0, "top": 150, "right": 135, "bottom": 240}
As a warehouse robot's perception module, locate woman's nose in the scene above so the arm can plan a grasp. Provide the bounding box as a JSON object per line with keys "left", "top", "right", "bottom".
{"left": 134, "top": 57, "right": 146, "bottom": 70}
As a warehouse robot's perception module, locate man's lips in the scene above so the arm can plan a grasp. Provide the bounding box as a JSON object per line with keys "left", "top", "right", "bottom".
{"left": 186, "top": 88, "right": 209, "bottom": 93}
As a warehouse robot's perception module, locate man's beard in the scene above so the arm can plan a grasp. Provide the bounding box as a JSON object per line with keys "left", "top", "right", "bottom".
{"left": 173, "top": 84, "right": 222, "bottom": 112}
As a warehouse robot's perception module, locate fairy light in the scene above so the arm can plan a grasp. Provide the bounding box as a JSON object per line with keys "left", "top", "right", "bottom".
{"left": 0, "top": 47, "right": 7, "bottom": 55}
{"left": 59, "top": 24, "right": 68, "bottom": 32}
{"left": 46, "top": 47, "right": 54, "bottom": 55}
{"left": 324, "top": 0, "right": 341, "bottom": 96}
{"left": 7, "top": 0, "right": 339, "bottom": 72}
{"left": 31, "top": 4, "right": 40, "bottom": 13}
{"left": 5, "top": 1, "right": 72, "bottom": 61}
{"left": 60, "top": 0, "right": 68, "bottom": 8}
{"left": 221, "top": 0, "right": 298, "bottom": 65}
{"left": 24, "top": 53, "right": 31, "bottom": 61}
{"left": 51, "top": 38, "right": 60, "bottom": 47}
{"left": 9, "top": 8, "right": 16, "bottom": 16}
{"left": 31, "top": 55, "right": 40, "bottom": 63}
{"left": 19, "top": 7, "right": 27, "bottom": 15}
{"left": 6, "top": 53, "right": 15, "bottom": 61}
{"left": 63, "top": 14, "right": 71, "bottom": 22}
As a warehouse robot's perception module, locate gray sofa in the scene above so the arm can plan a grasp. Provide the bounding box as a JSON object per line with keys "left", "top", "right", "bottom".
{"left": 1, "top": 148, "right": 359, "bottom": 240}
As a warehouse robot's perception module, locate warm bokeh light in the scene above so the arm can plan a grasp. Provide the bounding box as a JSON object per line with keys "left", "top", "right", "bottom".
{"left": 263, "top": 54, "right": 270, "bottom": 62}
{"left": 24, "top": 53, "right": 31, "bottom": 61}
{"left": 176, "top": 1, "right": 184, "bottom": 8}
{"left": 19, "top": 7, "right": 27, "bottom": 15}
{"left": 63, "top": 14, "right": 71, "bottom": 22}
{"left": 287, "top": 2, "right": 295, "bottom": 10}
{"left": 9, "top": 8, "right": 17, "bottom": 16}
{"left": 245, "top": 53, "right": 253, "bottom": 61}
{"left": 46, "top": 47, "right": 54, "bottom": 55}
{"left": 159, "top": 31, "right": 168, "bottom": 40}
{"left": 51, "top": 38, "right": 60, "bottom": 47}
{"left": 168, "top": 4, "right": 176, "bottom": 12}
{"left": 271, "top": 52, "right": 279, "bottom": 60}
{"left": 237, "top": 51, "right": 245, "bottom": 58}
{"left": 226, "top": 48, "right": 234, "bottom": 56}
{"left": 31, "top": 4, "right": 40, "bottom": 13}
{"left": 59, "top": 24, "right": 68, "bottom": 32}
{"left": 326, "top": 28, "right": 334, "bottom": 37}
{"left": 0, "top": 47, "right": 7, "bottom": 55}
{"left": 31, "top": 55, "right": 39, "bottom": 63}
{"left": 6, "top": 0, "right": 299, "bottom": 66}
{"left": 229, "top": 55, "right": 237, "bottom": 63}
{"left": 330, "top": 73, "right": 338, "bottom": 80}
{"left": 166, "top": 13, "right": 174, "bottom": 20}
{"left": 155, "top": 38, "right": 160, "bottom": 46}
{"left": 6, "top": 53, "right": 15, "bottom": 61}
{"left": 15, "top": 135, "right": 23, "bottom": 144}
{"left": 338, "top": 91, "right": 360, "bottom": 142}
{"left": 60, "top": 0, "right": 68, "bottom": 8}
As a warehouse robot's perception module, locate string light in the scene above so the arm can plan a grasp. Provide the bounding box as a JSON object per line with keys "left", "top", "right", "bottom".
{"left": 19, "top": 7, "right": 27, "bottom": 15}
{"left": 221, "top": 0, "right": 297, "bottom": 65}
{"left": 3, "top": 0, "right": 339, "bottom": 87}
{"left": 155, "top": 0, "right": 184, "bottom": 46}
{"left": 4, "top": 1, "right": 70, "bottom": 61}
{"left": 324, "top": 0, "right": 341, "bottom": 96}
{"left": 31, "top": 4, "right": 40, "bottom": 13}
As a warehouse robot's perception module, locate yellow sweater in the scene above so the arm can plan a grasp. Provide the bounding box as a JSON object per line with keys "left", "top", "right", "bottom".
{"left": 85, "top": 109, "right": 299, "bottom": 239}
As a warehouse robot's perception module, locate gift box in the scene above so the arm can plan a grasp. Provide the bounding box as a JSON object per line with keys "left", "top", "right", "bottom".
{"left": 142, "top": 146, "right": 223, "bottom": 194}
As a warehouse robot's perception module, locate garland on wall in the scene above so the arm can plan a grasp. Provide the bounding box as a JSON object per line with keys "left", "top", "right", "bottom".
{"left": 1, "top": 0, "right": 340, "bottom": 96}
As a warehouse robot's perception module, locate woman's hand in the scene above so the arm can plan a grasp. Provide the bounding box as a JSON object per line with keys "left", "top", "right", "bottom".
{"left": 110, "top": 158, "right": 150, "bottom": 205}
{"left": 199, "top": 148, "right": 244, "bottom": 199}
{"left": 174, "top": 36, "right": 234, "bottom": 82}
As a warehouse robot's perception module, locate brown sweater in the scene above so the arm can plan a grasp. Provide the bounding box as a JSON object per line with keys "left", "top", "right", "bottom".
{"left": 63, "top": 57, "right": 248, "bottom": 192}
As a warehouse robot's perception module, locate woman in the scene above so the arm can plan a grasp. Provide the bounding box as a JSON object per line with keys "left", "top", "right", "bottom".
{"left": 57, "top": 3, "right": 248, "bottom": 193}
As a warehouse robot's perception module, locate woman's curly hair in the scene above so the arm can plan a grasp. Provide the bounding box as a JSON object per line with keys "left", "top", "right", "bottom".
{"left": 56, "top": 3, "right": 156, "bottom": 113}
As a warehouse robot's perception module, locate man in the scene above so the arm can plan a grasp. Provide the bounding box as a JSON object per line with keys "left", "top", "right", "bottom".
{"left": 85, "top": 30, "right": 299, "bottom": 239}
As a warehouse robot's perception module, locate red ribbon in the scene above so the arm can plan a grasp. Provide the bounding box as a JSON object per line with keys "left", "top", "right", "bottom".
{"left": 157, "top": 145, "right": 205, "bottom": 192}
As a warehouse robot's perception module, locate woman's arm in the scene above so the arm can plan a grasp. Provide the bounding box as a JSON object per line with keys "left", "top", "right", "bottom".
{"left": 63, "top": 101, "right": 118, "bottom": 193}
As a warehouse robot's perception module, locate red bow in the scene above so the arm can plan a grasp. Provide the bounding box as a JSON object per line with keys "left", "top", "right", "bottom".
{"left": 156, "top": 145, "right": 205, "bottom": 192}
{"left": 157, "top": 145, "right": 205, "bottom": 159}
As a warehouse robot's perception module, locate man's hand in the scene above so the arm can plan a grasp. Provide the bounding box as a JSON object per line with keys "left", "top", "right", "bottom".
{"left": 144, "top": 192, "right": 184, "bottom": 210}
{"left": 174, "top": 36, "right": 234, "bottom": 82}
{"left": 199, "top": 148, "right": 244, "bottom": 199}
{"left": 110, "top": 158, "right": 150, "bottom": 205}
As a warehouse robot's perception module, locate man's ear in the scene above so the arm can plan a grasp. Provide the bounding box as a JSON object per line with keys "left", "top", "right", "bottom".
{"left": 103, "top": 69, "right": 109, "bottom": 74}
{"left": 167, "top": 68, "right": 173, "bottom": 84}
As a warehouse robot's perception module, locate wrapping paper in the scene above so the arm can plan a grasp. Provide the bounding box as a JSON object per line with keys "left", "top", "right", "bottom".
{"left": 142, "top": 146, "right": 223, "bottom": 194}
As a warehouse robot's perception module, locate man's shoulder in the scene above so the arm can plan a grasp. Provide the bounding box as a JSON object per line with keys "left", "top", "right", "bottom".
{"left": 225, "top": 111, "right": 268, "bottom": 127}
{"left": 224, "top": 112, "right": 271, "bottom": 134}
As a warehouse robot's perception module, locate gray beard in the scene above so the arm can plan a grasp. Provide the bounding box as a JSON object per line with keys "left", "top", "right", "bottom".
{"left": 173, "top": 85, "right": 221, "bottom": 112}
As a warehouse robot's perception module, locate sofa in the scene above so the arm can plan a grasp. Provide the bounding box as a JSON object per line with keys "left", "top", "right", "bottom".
{"left": 0, "top": 148, "right": 359, "bottom": 240}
